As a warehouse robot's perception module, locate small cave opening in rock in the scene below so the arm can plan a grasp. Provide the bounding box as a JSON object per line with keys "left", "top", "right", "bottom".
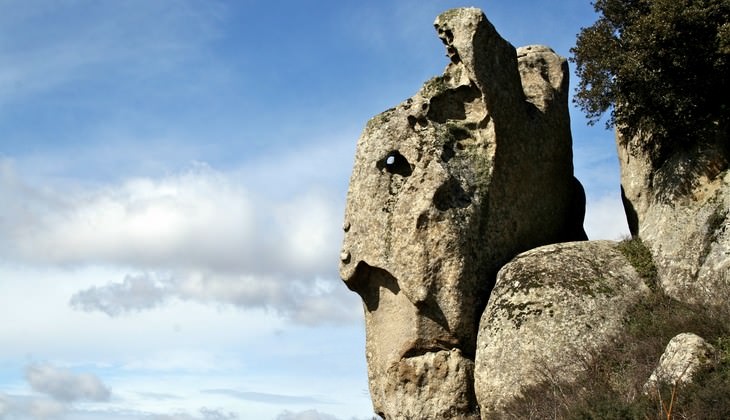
{"left": 377, "top": 150, "right": 413, "bottom": 177}
{"left": 433, "top": 177, "right": 472, "bottom": 211}
{"left": 427, "top": 84, "right": 481, "bottom": 123}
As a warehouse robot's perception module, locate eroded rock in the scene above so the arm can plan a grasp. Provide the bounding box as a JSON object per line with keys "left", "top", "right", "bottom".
{"left": 644, "top": 333, "right": 716, "bottom": 394}
{"left": 474, "top": 241, "right": 650, "bottom": 417}
{"left": 618, "top": 131, "right": 730, "bottom": 306}
{"left": 339, "top": 7, "right": 586, "bottom": 418}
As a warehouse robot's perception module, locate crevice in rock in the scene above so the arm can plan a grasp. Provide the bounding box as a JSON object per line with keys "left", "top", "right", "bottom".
{"left": 401, "top": 339, "right": 459, "bottom": 359}
{"left": 427, "top": 84, "right": 481, "bottom": 123}
{"left": 436, "top": 25, "right": 460, "bottom": 63}
{"left": 621, "top": 185, "right": 640, "bottom": 237}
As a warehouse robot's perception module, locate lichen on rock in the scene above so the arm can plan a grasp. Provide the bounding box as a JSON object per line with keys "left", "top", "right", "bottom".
{"left": 644, "top": 333, "right": 717, "bottom": 394}
{"left": 339, "top": 7, "right": 586, "bottom": 418}
{"left": 618, "top": 125, "right": 730, "bottom": 307}
{"left": 474, "top": 241, "right": 650, "bottom": 416}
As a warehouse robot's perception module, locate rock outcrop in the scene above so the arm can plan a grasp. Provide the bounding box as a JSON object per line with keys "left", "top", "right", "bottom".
{"left": 339, "top": 7, "right": 586, "bottom": 419}
{"left": 474, "top": 241, "right": 650, "bottom": 416}
{"left": 618, "top": 131, "right": 730, "bottom": 306}
{"left": 339, "top": 5, "right": 730, "bottom": 420}
{"left": 644, "top": 333, "right": 717, "bottom": 393}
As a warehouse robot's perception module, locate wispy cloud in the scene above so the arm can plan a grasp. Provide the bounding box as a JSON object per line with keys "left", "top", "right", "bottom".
{"left": 203, "top": 389, "right": 329, "bottom": 405}
{"left": 275, "top": 409, "right": 342, "bottom": 420}
{"left": 0, "top": 0, "right": 225, "bottom": 106}
{"left": 69, "top": 271, "right": 359, "bottom": 326}
{"left": 150, "top": 408, "right": 239, "bottom": 420}
{"left": 69, "top": 273, "right": 169, "bottom": 316}
{"left": 136, "top": 392, "right": 182, "bottom": 401}
{"left": 0, "top": 395, "right": 238, "bottom": 420}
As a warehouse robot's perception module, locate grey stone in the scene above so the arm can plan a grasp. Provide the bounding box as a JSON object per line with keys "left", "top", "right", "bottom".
{"left": 644, "top": 333, "right": 716, "bottom": 393}
{"left": 339, "top": 7, "right": 586, "bottom": 418}
{"left": 618, "top": 131, "right": 730, "bottom": 306}
{"left": 474, "top": 241, "right": 650, "bottom": 417}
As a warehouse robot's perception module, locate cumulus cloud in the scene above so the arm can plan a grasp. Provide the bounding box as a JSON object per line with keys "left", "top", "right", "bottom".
{"left": 1, "top": 163, "right": 257, "bottom": 270}
{"left": 0, "top": 161, "right": 360, "bottom": 325}
{"left": 0, "top": 161, "right": 342, "bottom": 276}
{"left": 25, "top": 364, "right": 111, "bottom": 402}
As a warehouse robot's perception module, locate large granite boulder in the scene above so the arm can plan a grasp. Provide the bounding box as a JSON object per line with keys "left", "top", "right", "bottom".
{"left": 339, "top": 7, "right": 586, "bottom": 418}
{"left": 474, "top": 241, "right": 650, "bottom": 417}
{"left": 618, "top": 130, "right": 729, "bottom": 306}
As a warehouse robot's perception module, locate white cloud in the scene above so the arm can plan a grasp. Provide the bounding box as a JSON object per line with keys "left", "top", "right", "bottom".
{"left": 0, "top": 394, "right": 238, "bottom": 420}
{"left": 150, "top": 408, "right": 239, "bottom": 420}
{"left": 275, "top": 409, "right": 341, "bottom": 420}
{"left": 27, "top": 398, "right": 66, "bottom": 419}
{"left": 584, "top": 193, "right": 631, "bottom": 241}
{"left": 69, "top": 271, "right": 361, "bottom": 326}
{"left": 0, "top": 158, "right": 360, "bottom": 325}
{"left": 0, "top": 396, "right": 6, "bottom": 416}
{"left": 204, "top": 389, "right": 328, "bottom": 405}
{"left": 0, "top": 394, "right": 66, "bottom": 420}
{"left": 0, "top": 161, "right": 340, "bottom": 277}
{"left": 69, "top": 273, "right": 169, "bottom": 316}
{"left": 25, "top": 364, "right": 111, "bottom": 403}
{"left": 2, "top": 163, "right": 257, "bottom": 270}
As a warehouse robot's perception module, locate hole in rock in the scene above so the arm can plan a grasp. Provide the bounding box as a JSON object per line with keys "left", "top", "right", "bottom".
{"left": 407, "top": 115, "right": 417, "bottom": 128}
{"left": 377, "top": 150, "right": 413, "bottom": 177}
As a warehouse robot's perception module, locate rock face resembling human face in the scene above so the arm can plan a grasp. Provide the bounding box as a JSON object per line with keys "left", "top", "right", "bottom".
{"left": 339, "top": 7, "right": 584, "bottom": 419}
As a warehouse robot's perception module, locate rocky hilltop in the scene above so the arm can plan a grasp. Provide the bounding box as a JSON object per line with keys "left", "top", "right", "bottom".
{"left": 340, "top": 7, "right": 729, "bottom": 420}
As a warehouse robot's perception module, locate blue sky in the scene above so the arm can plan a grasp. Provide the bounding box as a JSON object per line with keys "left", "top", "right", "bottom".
{"left": 0, "top": 1, "right": 629, "bottom": 419}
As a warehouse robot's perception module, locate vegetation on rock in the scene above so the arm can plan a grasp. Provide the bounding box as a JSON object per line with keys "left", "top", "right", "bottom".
{"left": 571, "top": 0, "right": 730, "bottom": 166}
{"left": 503, "top": 287, "right": 730, "bottom": 419}
{"left": 616, "top": 236, "right": 657, "bottom": 289}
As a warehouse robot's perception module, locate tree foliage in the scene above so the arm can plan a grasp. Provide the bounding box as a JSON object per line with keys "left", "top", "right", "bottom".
{"left": 571, "top": 0, "right": 730, "bottom": 164}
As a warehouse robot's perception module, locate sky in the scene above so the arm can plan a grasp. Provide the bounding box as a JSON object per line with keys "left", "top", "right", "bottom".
{"left": 0, "top": 1, "right": 630, "bottom": 419}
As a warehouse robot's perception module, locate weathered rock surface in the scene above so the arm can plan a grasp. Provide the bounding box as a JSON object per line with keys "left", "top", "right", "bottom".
{"left": 474, "top": 241, "right": 650, "bottom": 417}
{"left": 339, "top": 7, "right": 586, "bottom": 418}
{"left": 644, "top": 333, "right": 716, "bottom": 393}
{"left": 618, "top": 132, "right": 730, "bottom": 306}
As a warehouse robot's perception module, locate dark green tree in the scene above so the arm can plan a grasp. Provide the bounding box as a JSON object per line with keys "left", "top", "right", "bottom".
{"left": 571, "top": 0, "right": 730, "bottom": 165}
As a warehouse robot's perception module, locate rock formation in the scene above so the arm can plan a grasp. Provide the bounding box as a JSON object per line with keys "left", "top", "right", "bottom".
{"left": 339, "top": 6, "right": 729, "bottom": 420}
{"left": 618, "top": 130, "right": 729, "bottom": 306}
{"left": 474, "top": 241, "right": 650, "bottom": 416}
{"left": 644, "top": 333, "right": 717, "bottom": 393}
{"left": 339, "top": 7, "right": 586, "bottom": 419}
